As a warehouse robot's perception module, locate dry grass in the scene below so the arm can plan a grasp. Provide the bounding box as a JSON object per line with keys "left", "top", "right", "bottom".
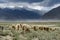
{"left": 0, "top": 22, "right": 60, "bottom": 40}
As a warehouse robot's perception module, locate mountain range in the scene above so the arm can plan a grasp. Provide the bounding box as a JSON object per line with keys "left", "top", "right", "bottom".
{"left": 0, "top": 8, "right": 41, "bottom": 20}
{"left": 0, "top": 6, "right": 60, "bottom": 20}
{"left": 42, "top": 6, "right": 60, "bottom": 20}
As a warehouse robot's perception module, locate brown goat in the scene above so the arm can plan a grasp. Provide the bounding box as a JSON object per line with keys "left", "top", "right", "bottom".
{"left": 49, "top": 27, "right": 56, "bottom": 31}
{"left": 39, "top": 27, "right": 44, "bottom": 30}
{"left": 15, "top": 24, "right": 23, "bottom": 30}
{"left": 44, "top": 27, "right": 49, "bottom": 31}
{"left": 39, "top": 27, "right": 56, "bottom": 31}
{"left": 33, "top": 26, "right": 37, "bottom": 31}
{"left": 22, "top": 26, "right": 30, "bottom": 32}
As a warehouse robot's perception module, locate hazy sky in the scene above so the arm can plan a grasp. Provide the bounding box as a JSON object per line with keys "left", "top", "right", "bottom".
{"left": 0, "top": 0, "right": 60, "bottom": 15}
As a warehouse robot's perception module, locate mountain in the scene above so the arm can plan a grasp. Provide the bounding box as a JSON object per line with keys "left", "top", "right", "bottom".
{"left": 42, "top": 6, "right": 60, "bottom": 19}
{"left": 0, "top": 8, "right": 41, "bottom": 20}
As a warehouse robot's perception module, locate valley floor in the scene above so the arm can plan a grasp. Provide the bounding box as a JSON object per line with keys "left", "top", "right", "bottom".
{"left": 0, "top": 22, "right": 60, "bottom": 40}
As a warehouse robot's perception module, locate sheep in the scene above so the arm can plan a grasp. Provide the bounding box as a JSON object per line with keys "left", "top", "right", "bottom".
{"left": 22, "top": 26, "right": 30, "bottom": 32}
{"left": 39, "top": 27, "right": 44, "bottom": 30}
{"left": 43, "top": 27, "right": 50, "bottom": 31}
{"left": 15, "top": 24, "right": 23, "bottom": 30}
{"left": 10, "top": 24, "right": 57, "bottom": 32}
{"left": 15, "top": 24, "right": 21, "bottom": 30}
{"left": 49, "top": 27, "right": 56, "bottom": 31}
{"left": 21, "top": 24, "right": 31, "bottom": 32}
{"left": 38, "top": 26, "right": 56, "bottom": 31}
{"left": 9, "top": 24, "right": 20, "bottom": 30}
{"left": 32, "top": 26, "right": 38, "bottom": 31}
{"left": 10, "top": 24, "right": 31, "bottom": 31}
{"left": 21, "top": 24, "right": 32, "bottom": 29}
{"left": 10, "top": 24, "right": 16, "bottom": 30}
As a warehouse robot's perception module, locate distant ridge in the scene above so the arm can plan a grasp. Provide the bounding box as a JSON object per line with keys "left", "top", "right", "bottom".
{"left": 42, "top": 6, "right": 60, "bottom": 19}
{"left": 0, "top": 8, "right": 41, "bottom": 20}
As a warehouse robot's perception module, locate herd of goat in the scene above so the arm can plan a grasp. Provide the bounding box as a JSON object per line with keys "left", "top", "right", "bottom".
{"left": 0, "top": 24, "right": 59, "bottom": 32}
{"left": 9, "top": 24, "right": 58, "bottom": 32}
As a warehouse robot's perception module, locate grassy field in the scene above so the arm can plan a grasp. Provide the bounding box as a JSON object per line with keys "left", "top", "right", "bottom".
{"left": 0, "top": 22, "right": 60, "bottom": 40}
